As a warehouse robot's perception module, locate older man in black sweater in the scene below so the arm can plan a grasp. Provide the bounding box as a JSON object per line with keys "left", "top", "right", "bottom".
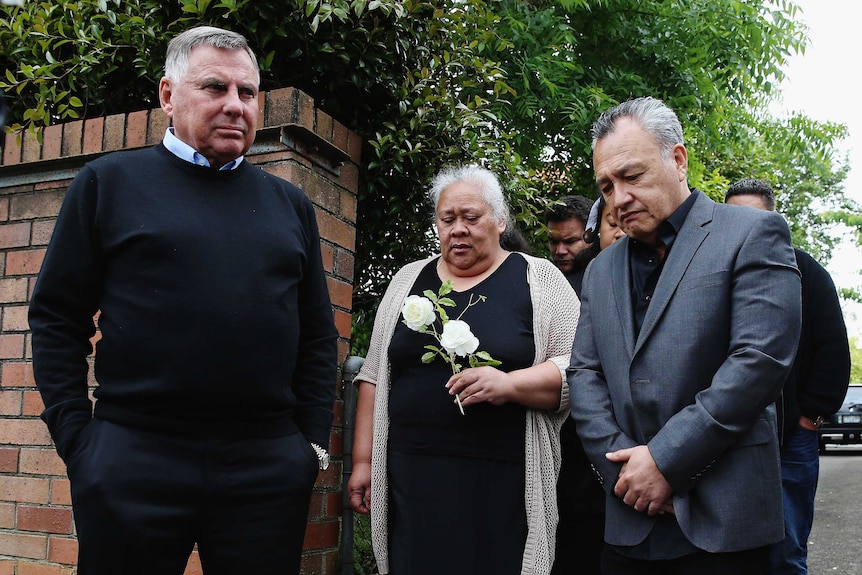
{"left": 28, "top": 26, "right": 338, "bottom": 575}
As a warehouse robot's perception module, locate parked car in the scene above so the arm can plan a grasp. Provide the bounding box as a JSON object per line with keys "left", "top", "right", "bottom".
{"left": 818, "top": 383, "right": 862, "bottom": 453}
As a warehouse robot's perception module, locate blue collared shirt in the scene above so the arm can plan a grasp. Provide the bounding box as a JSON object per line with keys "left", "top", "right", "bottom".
{"left": 162, "top": 128, "right": 243, "bottom": 171}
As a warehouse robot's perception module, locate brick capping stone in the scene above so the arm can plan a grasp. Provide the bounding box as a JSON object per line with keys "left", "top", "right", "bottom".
{"left": 0, "top": 87, "right": 360, "bottom": 575}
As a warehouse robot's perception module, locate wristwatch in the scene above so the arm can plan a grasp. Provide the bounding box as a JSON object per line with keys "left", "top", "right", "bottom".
{"left": 310, "top": 442, "right": 330, "bottom": 471}
{"left": 799, "top": 415, "right": 823, "bottom": 431}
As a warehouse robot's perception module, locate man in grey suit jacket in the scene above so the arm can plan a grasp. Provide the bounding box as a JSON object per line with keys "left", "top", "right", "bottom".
{"left": 567, "top": 97, "right": 802, "bottom": 574}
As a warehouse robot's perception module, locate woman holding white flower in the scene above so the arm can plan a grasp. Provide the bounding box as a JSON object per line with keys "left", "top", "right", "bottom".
{"left": 348, "top": 165, "right": 580, "bottom": 575}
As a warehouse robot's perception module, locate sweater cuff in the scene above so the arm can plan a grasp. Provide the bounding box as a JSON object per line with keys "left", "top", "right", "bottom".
{"left": 295, "top": 406, "right": 334, "bottom": 449}
{"left": 41, "top": 400, "right": 93, "bottom": 462}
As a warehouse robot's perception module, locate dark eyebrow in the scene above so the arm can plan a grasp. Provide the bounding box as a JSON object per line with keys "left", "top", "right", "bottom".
{"left": 596, "top": 160, "right": 645, "bottom": 187}
{"left": 196, "top": 76, "right": 257, "bottom": 93}
{"left": 238, "top": 81, "right": 259, "bottom": 93}
{"left": 195, "top": 77, "right": 225, "bottom": 89}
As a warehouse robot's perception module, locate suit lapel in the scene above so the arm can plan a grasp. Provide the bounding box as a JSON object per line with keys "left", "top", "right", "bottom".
{"left": 634, "top": 193, "right": 715, "bottom": 356}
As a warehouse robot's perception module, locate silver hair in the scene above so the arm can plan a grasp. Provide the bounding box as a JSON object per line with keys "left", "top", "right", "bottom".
{"left": 590, "top": 96, "right": 684, "bottom": 158}
{"left": 428, "top": 165, "right": 509, "bottom": 224}
{"left": 164, "top": 26, "right": 260, "bottom": 84}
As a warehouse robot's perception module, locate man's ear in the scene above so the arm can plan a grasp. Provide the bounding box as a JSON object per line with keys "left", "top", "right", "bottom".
{"left": 159, "top": 77, "right": 174, "bottom": 119}
{"left": 672, "top": 143, "right": 688, "bottom": 182}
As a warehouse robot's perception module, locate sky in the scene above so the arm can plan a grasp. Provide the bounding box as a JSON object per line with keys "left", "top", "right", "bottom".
{"left": 769, "top": 0, "right": 862, "bottom": 340}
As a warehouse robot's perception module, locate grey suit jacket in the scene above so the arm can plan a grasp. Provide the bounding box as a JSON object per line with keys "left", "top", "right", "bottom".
{"left": 568, "top": 190, "right": 802, "bottom": 553}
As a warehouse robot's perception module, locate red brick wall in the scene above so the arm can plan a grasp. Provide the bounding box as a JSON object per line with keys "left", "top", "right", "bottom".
{"left": 0, "top": 87, "right": 360, "bottom": 575}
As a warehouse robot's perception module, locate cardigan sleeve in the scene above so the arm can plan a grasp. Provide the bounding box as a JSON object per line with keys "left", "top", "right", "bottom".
{"left": 525, "top": 255, "right": 580, "bottom": 413}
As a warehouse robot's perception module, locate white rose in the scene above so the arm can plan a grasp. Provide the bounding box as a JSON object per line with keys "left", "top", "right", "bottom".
{"left": 440, "top": 320, "right": 480, "bottom": 357}
{"left": 401, "top": 295, "right": 436, "bottom": 331}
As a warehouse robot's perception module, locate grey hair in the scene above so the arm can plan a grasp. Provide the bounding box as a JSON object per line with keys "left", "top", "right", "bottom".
{"left": 164, "top": 26, "right": 260, "bottom": 84}
{"left": 590, "top": 96, "right": 684, "bottom": 158}
{"left": 428, "top": 165, "right": 509, "bottom": 224}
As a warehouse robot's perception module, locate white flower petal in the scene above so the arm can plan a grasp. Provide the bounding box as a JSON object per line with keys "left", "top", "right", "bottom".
{"left": 440, "top": 320, "right": 480, "bottom": 356}
{"left": 401, "top": 295, "right": 436, "bottom": 331}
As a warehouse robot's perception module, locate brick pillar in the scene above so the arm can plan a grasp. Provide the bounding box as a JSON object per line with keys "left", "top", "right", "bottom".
{"left": 0, "top": 87, "right": 361, "bottom": 575}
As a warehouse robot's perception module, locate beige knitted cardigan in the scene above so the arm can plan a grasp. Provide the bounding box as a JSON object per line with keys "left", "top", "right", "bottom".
{"left": 356, "top": 253, "right": 580, "bottom": 575}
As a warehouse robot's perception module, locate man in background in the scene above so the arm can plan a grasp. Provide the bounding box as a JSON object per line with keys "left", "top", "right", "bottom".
{"left": 550, "top": 196, "right": 607, "bottom": 575}
{"left": 546, "top": 194, "right": 596, "bottom": 295}
{"left": 29, "top": 26, "right": 338, "bottom": 574}
{"left": 726, "top": 178, "right": 851, "bottom": 575}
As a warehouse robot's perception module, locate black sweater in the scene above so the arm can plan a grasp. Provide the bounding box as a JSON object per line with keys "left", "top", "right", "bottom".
{"left": 29, "top": 144, "right": 338, "bottom": 460}
{"left": 778, "top": 248, "right": 851, "bottom": 443}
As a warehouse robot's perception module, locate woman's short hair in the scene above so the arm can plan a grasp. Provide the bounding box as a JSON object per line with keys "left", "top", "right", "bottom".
{"left": 428, "top": 165, "right": 509, "bottom": 224}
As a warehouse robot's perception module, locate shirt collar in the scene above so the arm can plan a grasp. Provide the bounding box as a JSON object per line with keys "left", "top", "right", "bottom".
{"left": 628, "top": 188, "right": 699, "bottom": 255}
{"left": 656, "top": 188, "right": 698, "bottom": 248}
{"left": 162, "top": 128, "right": 243, "bottom": 171}
{"left": 665, "top": 188, "right": 698, "bottom": 235}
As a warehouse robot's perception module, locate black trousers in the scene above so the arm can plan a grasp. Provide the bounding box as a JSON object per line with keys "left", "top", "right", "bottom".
{"left": 601, "top": 544, "right": 770, "bottom": 575}
{"left": 552, "top": 419, "right": 606, "bottom": 575}
{"left": 552, "top": 512, "right": 605, "bottom": 575}
{"left": 66, "top": 419, "right": 319, "bottom": 575}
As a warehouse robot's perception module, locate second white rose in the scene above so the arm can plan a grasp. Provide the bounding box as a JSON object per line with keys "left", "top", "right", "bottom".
{"left": 440, "top": 320, "right": 480, "bottom": 357}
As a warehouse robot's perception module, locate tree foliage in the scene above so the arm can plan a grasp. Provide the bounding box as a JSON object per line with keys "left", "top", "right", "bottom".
{"left": 3, "top": 0, "right": 860, "bottom": 355}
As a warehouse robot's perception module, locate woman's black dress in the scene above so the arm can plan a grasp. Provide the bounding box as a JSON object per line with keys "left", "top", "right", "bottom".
{"left": 387, "top": 254, "right": 535, "bottom": 575}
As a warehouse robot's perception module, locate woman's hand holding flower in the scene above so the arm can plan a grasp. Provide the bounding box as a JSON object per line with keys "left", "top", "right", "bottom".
{"left": 445, "top": 366, "right": 513, "bottom": 408}
{"left": 400, "top": 279, "right": 501, "bottom": 414}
